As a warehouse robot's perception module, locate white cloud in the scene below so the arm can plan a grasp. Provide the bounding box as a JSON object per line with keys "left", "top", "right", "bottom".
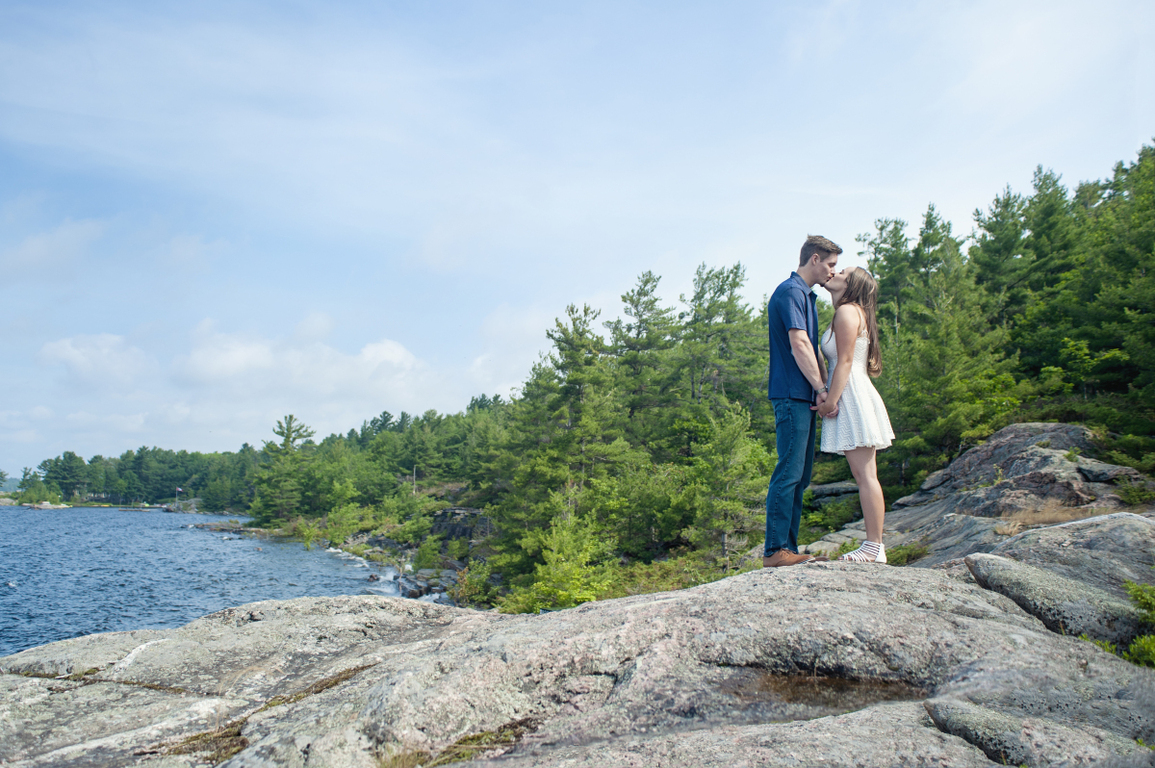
{"left": 0, "top": 220, "right": 105, "bottom": 282}
{"left": 293, "top": 311, "right": 336, "bottom": 343}
{"left": 38, "top": 334, "right": 150, "bottom": 387}
{"left": 174, "top": 323, "right": 276, "bottom": 385}
{"left": 64, "top": 411, "right": 148, "bottom": 434}
{"left": 168, "top": 319, "right": 450, "bottom": 435}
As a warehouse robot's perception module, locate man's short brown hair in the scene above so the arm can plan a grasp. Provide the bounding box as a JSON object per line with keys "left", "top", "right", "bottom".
{"left": 799, "top": 235, "right": 843, "bottom": 267}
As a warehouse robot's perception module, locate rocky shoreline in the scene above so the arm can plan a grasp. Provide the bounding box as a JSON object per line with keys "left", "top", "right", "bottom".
{"left": 1, "top": 423, "right": 1154, "bottom": 767}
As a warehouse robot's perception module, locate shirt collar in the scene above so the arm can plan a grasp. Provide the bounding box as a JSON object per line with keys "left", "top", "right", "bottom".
{"left": 789, "top": 271, "right": 816, "bottom": 297}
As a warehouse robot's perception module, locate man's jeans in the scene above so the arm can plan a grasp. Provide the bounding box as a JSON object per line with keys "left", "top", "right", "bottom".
{"left": 764, "top": 398, "right": 816, "bottom": 556}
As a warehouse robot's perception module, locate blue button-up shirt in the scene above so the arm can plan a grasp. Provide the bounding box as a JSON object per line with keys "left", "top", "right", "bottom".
{"left": 768, "top": 272, "right": 819, "bottom": 403}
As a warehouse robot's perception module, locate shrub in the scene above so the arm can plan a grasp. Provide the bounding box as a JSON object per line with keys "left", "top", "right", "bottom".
{"left": 1117, "top": 479, "right": 1155, "bottom": 506}
{"left": 1124, "top": 635, "right": 1155, "bottom": 667}
{"left": 446, "top": 537, "right": 470, "bottom": 560}
{"left": 412, "top": 536, "right": 442, "bottom": 571}
{"left": 451, "top": 562, "right": 497, "bottom": 607}
{"left": 1078, "top": 634, "right": 1117, "bottom": 655}
{"left": 1082, "top": 579, "right": 1155, "bottom": 668}
{"left": 1125, "top": 580, "right": 1155, "bottom": 620}
{"left": 498, "top": 515, "right": 613, "bottom": 614}
{"left": 833, "top": 539, "right": 859, "bottom": 558}
{"left": 887, "top": 542, "right": 930, "bottom": 566}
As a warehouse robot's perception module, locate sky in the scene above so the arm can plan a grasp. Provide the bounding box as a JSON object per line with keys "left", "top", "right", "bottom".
{"left": 1, "top": 0, "right": 1153, "bottom": 475}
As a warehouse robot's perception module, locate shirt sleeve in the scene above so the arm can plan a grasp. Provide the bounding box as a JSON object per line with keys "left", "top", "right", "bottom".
{"left": 775, "top": 286, "right": 809, "bottom": 332}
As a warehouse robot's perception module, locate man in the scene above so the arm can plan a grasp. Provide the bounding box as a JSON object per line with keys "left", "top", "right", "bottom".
{"left": 764, "top": 235, "right": 842, "bottom": 567}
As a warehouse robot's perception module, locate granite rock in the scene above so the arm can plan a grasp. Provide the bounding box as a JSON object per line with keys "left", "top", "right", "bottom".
{"left": 965, "top": 552, "right": 1146, "bottom": 646}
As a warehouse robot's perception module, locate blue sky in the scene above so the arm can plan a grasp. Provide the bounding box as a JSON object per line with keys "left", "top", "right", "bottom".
{"left": 1, "top": 0, "right": 1153, "bottom": 474}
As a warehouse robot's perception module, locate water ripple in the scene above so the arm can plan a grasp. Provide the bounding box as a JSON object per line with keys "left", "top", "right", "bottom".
{"left": 0, "top": 506, "right": 398, "bottom": 656}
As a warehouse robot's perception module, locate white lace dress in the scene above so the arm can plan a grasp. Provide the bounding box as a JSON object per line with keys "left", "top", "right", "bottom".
{"left": 819, "top": 326, "right": 894, "bottom": 455}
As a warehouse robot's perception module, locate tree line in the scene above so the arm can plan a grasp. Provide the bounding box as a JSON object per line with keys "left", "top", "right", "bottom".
{"left": 10, "top": 142, "right": 1154, "bottom": 609}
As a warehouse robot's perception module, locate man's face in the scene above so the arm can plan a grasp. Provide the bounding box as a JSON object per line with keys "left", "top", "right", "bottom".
{"left": 814, "top": 253, "right": 839, "bottom": 286}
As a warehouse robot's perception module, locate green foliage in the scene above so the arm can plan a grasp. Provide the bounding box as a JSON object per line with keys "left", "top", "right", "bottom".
{"left": 394, "top": 513, "right": 434, "bottom": 545}
{"left": 799, "top": 496, "right": 860, "bottom": 546}
{"left": 810, "top": 457, "right": 852, "bottom": 484}
{"left": 832, "top": 539, "right": 859, "bottom": 558}
{"left": 1123, "top": 635, "right": 1155, "bottom": 667}
{"left": 1078, "top": 634, "right": 1118, "bottom": 655}
{"left": 597, "top": 549, "right": 754, "bottom": 600}
{"left": 887, "top": 542, "right": 930, "bottom": 566}
{"left": 1117, "top": 479, "right": 1155, "bottom": 507}
{"left": 678, "top": 403, "right": 771, "bottom": 570}
{"left": 1125, "top": 580, "right": 1155, "bottom": 622}
{"left": 323, "top": 503, "right": 376, "bottom": 546}
{"left": 412, "top": 536, "right": 442, "bottom": 571}
{"left": 498, "top": 513, "right": 614, "bottom": 614}
{"left": 446, "top": 538, "right": 470, "bottom": 560}
{"left": 294, "top": 518, "right": 322, "bottom": 550}
{"left": 450, "top": 562, "right": 497, "bottom": 607}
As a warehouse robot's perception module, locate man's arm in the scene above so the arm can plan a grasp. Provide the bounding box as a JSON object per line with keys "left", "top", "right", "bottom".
{"left": 788, "top": 328, "right": 825, "bottom": 391}
{"left": 789, "top": 328, "right": 838, "bottom": 415}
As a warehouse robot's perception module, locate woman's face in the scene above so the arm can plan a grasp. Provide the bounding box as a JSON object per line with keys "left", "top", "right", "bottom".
{"left": 826, "top": 267, "right": 853, "bottom": 293}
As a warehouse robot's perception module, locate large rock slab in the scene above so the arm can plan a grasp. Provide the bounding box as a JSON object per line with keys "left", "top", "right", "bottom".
{"left": 799, "top": 423, "right": 1151, "bottom": 567}
{"left": 964, "top": 553, "right": 1146, "bottom": 646}
{"left": 4, "top": 563, "right": 1150, "bottom": 767}
{"left": 924, "top": 697, "right": 1145, "bottom": 767}
{"left": 469, "top": 702, "right": 995, "bottom": 768}
{"left": 0, "top": 673, "right": 248, "bottom": 766}
{"left": 894, "top": 422, "right": 1136, "bottom": 517}
{"left": 991, "top": 512, "right": 1155, "bottom": 600}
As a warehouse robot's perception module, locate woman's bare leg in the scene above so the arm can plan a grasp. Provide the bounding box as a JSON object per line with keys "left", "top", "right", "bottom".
{"left": 845, "top": 446, "right": 884, "bottom": 543}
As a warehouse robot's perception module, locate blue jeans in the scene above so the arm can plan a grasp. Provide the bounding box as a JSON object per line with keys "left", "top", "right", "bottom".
{"left": 764, "top": 398, "right": 815, "bottom": 556}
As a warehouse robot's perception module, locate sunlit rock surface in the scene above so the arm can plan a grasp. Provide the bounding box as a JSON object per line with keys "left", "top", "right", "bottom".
{"left": 3, "top": 423, "right": 1154, "bottom": 767}
{"left": 2, "top": 550, "right": 1152, "bottom": 767}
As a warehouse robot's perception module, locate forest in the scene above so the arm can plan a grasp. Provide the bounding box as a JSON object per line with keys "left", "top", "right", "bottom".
{"left": 13, "top": 142, "right": 1155, "bottom": 611}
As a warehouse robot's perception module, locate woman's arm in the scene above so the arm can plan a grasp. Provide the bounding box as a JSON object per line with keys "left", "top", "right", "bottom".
{"left": 817, "top": 304, "right": 860, "bottom": 417}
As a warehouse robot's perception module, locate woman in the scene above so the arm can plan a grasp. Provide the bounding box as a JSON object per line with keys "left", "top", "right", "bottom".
{"left": 817, "top": 267, "right": 894, "bottom": 563}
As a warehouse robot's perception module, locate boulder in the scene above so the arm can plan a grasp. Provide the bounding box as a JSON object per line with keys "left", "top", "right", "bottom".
{"left": 990, "top": 512, "right": 1155, "bottom": 600}
{"left": 965, "top": 553, "right": 1145, "bottom": 646}
{"left": 924, "top": 697, "right": 1144, "bottom": 767}
{"left": 3, "top": 565, "right": 1151, "bottom": 767}
{"left": 794, "top": 423, "right": 1149, "bottom": 567}
{"left": 894, "top": 423, "right": 1135, "bottom": 517}
{"left": 808, "top": 480, "right": 860, "bottom": 498}
{"left": 430, "top": 507, "right": 496, "bottom": 542}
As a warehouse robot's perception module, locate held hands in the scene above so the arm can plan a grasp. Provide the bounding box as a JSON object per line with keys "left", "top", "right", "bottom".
{"left": 813, "top": 390, "right": 839, "bottom": 418}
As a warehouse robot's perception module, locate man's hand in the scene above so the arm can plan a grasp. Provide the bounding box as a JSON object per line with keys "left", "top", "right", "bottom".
{"left": 813, "top": 391, "right": 839, "bottom": 418}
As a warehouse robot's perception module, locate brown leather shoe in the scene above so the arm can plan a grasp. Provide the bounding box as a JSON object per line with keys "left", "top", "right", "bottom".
{"left": 763, "top": 550, "right": 815, "bottom": 568}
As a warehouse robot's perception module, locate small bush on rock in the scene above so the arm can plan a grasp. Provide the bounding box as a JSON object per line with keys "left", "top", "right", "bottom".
{"left": 1123, "top": 635, "right": 1155, "bottom": 667}
{"left": 451, "top": 562, "right": 497, "bottom": 607}
{"left": 1117, "top": 478, "right": 1155, "bottom": 506}
{"left": 447, "top": 537, "right": 470, "bottom": 560}
{"left": 413, "top": 535, "right": 442, "bottom": 571}
{"left": 887, "top": 542, "right": 930, "bottom": 566}
{"left": 1081, "top": 578, "right": 1155, "bottom": 668}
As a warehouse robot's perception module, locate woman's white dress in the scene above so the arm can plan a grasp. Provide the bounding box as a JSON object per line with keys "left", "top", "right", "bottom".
{"left": 820, "top": 325, "right": 894, "bottom": 455}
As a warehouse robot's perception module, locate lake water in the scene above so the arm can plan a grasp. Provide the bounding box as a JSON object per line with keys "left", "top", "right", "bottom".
{"left": 0, "top": 505, "right": 401, "bottom": 657}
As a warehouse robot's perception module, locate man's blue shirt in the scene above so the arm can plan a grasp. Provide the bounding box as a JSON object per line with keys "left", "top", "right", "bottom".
{"left": 768, "top": 271, "right": 819, "bottom": 403}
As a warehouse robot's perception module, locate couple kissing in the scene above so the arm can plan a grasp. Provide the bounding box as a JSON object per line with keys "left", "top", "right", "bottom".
{"left": 764, "top": 235, "right": 895, "bottom": 568}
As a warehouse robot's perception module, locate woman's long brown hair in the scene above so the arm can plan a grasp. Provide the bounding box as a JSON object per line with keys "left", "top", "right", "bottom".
{"left": 837, "top": 267, "right": 882, "bottom": 377}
